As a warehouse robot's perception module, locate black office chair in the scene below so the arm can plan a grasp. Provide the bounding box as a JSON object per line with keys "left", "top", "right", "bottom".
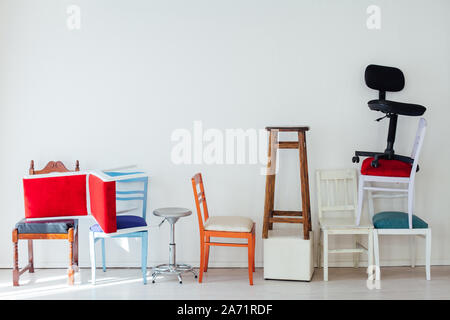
{"left": 352, "top": 64, "right": 426, "bottom": 167}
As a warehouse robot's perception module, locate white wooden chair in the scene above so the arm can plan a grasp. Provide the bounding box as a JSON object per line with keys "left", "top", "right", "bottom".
{"left": 357, "top": 118, "right": 431, "bottom": 280}
{"left": 316, "top": 169, "right": 373, "bottom": 281}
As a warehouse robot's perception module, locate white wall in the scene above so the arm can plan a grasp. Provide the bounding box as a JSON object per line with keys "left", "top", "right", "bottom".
{"left": 0, "top": 0, "right": 449, "bottom": 269}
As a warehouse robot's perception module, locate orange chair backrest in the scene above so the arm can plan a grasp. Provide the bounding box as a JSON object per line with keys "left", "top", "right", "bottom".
{"left": 191, "top": 173, "right": 209, "bottom": 233}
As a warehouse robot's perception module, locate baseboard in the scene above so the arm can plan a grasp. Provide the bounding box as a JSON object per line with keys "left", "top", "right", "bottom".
{"left": 0, "top": 261, "right": 263, "bottom": 269}
{"left": 0, "top": 259, "right": 448, "bottom": 269}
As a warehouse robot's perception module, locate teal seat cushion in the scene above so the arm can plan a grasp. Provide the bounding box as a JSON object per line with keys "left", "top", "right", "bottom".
{"left": 372, "top": 211, "right": 428, "bottom": 229}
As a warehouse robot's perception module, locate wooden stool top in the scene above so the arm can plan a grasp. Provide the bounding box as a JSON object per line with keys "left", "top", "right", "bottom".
{"left": 265, "top": 126, "right": 309, "bottom": 132}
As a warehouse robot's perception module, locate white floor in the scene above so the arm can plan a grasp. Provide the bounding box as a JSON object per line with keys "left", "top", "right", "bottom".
{"left": 1, "top": 266, "right": 450, "bottom": 300}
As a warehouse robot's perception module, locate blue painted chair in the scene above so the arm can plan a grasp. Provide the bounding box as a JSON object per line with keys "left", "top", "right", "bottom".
{"left": 88, "top": 170, "right": 149, "bottom": 284}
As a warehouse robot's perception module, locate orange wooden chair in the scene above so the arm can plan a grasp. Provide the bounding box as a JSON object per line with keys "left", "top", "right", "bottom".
{"left": 191, "top": 173, "right": 255, "bottom": 285}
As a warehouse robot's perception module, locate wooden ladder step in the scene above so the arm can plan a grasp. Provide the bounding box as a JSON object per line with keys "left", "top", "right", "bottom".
{"left": 276, "top": 141, "right": 299, "bottom": 149}
{"left": 272, "top": 210, "right": 302, "bottom": 217}
{"left": 269, "top": 217, "right": 303, "bottom": 224}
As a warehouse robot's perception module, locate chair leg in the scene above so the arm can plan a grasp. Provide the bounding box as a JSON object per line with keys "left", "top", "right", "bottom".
{"left": 204, "top": 236, "right": 210, "bottom": 272}
{"left": 89, "top": 232, "right": 97, "bottom": 285}
{"left": 410, "top": 235, "right": 416, "bottom": 268}
{"left": 317, "top": 228, "right": 322, "bottom": 269}
{"left": 68, "top": 228, "right": 74, "bottom": 285}
{"left": 141, "top": 232, "right": 148, "bottom": 284}
{"left": 426, "top": 229, "right": 432, "bottom": 281}
{"left": 356, "top": 176, "right": 364, "bottom": 226}
{"left": 407, "top": 183, "right": 414, "bottom": 229}
{"left": 323, "top": 230, "right": 328, "bottom": 281}
{"left": 252, "top": 230, "right": 256, "bottom": 272}
{"left": 28, "top": 240, "right": 34, "bottom": 273}
{"left": 101, "top": 238, "right": 106, "bottom": 272}
{"left": 353, "top": 235, "right": 360, "bottom": 268}
{"left": 198, "top": 239, "right": 205, "bottom": 283}
{"left": 247, "top": 234, "right": 254, "bottom": 285}
{"left": 12, "top": 229, "right": 19, "bottom": 286}
{"left": 368, "top": 229, "right": 374, "bottom": 269}
{"left": 373, "top": 230, "right": 380, "bottom": 281}
{"left": 74, "top": 228, "right": 79, "bottom": 270}
{"left": 367, "top": 189, "right": 375, "bottom": 219}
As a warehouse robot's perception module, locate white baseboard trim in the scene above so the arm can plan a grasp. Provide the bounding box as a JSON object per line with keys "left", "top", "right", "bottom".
{"left": 0, "top": 259, "right": 449, "bottom": 269}
{"left": 0, "top": 261, "right": 262, "bottom": 269}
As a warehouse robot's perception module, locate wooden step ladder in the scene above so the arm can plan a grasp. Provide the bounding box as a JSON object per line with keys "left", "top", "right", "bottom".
{"left": 262, "top": 126, "right": 312, "bottom": 240}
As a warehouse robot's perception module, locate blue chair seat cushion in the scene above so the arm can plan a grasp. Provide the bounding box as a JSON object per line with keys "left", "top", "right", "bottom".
{"left": 90, "top": 215, "right": 147, "bottom": 232}
{"left": 372, "top": 211, "right": 428, "bottom": 229}
{"left": 15, "top": 219, "right": 78, "bottom": 234}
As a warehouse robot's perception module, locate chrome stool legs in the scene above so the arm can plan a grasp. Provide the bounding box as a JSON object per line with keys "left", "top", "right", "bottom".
{"left": 152, "top": 217, "right": 197, "bottom": 284}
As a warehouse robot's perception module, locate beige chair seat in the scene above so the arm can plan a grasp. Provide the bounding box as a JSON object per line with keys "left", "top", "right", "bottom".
{"left": 204, "top": 216, "right": 254, "bottom": 233}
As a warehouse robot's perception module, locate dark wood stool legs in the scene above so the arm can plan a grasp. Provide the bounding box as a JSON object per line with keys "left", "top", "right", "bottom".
{"left": 28, "top": 240, "right": 34, "bottom": 273}
{"left": 12, "top": 227, "right": 78, "bottom": 286}
{"left": 262, "top": 127, "right": 312, "bottom": 240}
{"left": 68, "top": 228, "right": 75, "bottom": 285}
{"left": 298, "top": 131, "right": 312, "bottom": 236}
{"left": 12, "top": 229, "right": 19, "bottom": 286}
{"left": 263, "top": 130, "right": 278, "bottom": 235}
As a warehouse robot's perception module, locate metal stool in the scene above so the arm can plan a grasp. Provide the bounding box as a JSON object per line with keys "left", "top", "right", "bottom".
{"left": 152, "top": 207, "right": 197, "bottom": 284}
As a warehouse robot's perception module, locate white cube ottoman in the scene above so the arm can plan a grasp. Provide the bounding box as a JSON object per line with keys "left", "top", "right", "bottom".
{"left": 263, "top": 228, "right": 314, "bottom": 281}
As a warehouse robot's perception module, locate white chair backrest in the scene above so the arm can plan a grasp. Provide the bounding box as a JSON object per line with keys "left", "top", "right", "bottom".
{"left": 316, "top": 169, "right": 358, "bottom": 220}
{"left": 410, "top": 118, "right": 427, "bottom": 180}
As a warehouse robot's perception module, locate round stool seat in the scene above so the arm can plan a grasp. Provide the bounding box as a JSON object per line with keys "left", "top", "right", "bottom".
{"left": 153, "top": 207, "right": 192, "bottom": 224}
{"left": 153, "top": 207, "right": 192, "bottom": 218}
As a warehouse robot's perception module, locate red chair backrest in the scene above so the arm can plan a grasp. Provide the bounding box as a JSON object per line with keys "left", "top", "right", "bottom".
{"left": 23, "top": 173, "right": 88, "bottom": 219}
{"left": 88, "top": 174, "right": 117, "bottom": 233}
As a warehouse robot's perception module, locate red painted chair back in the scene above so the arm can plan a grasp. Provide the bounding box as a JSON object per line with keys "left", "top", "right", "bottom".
{"left": 23, "top": 160, "right": 87, "bottom": 219}
{"left": 88, "top": 174, "right": 117, "bottom": 233}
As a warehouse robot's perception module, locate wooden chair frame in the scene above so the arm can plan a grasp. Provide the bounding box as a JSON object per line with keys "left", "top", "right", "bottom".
{"left": 316, "top": 169, "right": 373, "bottom": 281}
{"left": 12, "top": 160, "right": 80, "bottom": 286}
{"left": 191, "top": 173, "right": 255, "bottom": 285}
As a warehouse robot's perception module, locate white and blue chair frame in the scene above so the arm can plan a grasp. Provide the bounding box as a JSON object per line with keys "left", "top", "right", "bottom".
{"left": 89, "top": 170, "right": 149, "bottom": 285}
{"left": 356, "top": 118, "right": 431, "bottom": 280}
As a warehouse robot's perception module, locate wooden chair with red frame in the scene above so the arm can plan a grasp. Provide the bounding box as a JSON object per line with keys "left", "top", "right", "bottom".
{"left": 12, "top": 160, "right": 81, "bottom": 286}
{"left": 191, "top": 173, "right": 255, "bottom": 285}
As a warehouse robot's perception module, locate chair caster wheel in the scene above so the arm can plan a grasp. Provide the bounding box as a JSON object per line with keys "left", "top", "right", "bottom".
{"left": 195, "top": 275, "right": 198, "bottom": 279}
{"left": 152, "top": 280, "right": 155, "bottom": 284}
{"left": 179, "top": 281, "right": 182, "bottom": 284}
{"left": 371, "top": 160, "right": 379, "bottom": 168}
{"left": 352, "top": 156, "right": 359, "bottom": 163}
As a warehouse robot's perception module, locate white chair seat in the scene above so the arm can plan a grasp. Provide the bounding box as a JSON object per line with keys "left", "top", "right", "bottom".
{"left": 319, "top": 217, "right": 373, "bottom": 229}
{"left": 204, "top": 216, "right": 254, "bottom": 232}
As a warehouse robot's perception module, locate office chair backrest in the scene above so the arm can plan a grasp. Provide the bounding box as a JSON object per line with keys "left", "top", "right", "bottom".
{"left": 365, "top": 65, "right": 405, "bottom": 98}
{"left": 316, "top": 169, "right": 358, "bottom": 220}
